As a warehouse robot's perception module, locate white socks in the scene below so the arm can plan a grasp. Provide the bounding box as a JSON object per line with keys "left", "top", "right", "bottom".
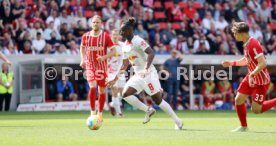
{"left": 112, "top": 97, "right": 122, "bottom": 114}
{"left": 159, "top": 99, "right": 180, "bottom": 123}
{"left": 124, "top": 95, "right": 148, "bottom": 112}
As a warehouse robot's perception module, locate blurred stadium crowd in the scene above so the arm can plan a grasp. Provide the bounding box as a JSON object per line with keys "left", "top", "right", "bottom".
{"left": 0, "top": 0, "right": 275, "bottom": 55}
{"left": 1, "top": 0, "right": 276, "bottom": 110}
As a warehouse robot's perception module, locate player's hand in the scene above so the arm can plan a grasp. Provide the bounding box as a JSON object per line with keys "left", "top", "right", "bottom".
{"left": 96, "top": 55, "right": 106, "bottom": 62}
{"left": 222, "top": 61, "right": 233, "bottom": 67}
{"left": 80, "top": 60, "right": 85, "bottom": 69}
{"left": 5, "top": 60, "right": 12, "bottom": 66}
{"left": 139, "top": 67, "right": 149, "bottom": 78}
{"left": 249, "top": 74, "right": 255, "bottom": 87}
{"left": 106, "top": 76, "right": 118, "bottom": 87}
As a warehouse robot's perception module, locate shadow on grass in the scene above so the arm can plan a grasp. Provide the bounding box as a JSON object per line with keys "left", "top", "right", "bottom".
{"left": 0, "top": 126, "right": 34, "bottom": 128}
{"left": 147, "top": 128, "right": 211, "bottom": 132}
{"left": 250, "top": 131, "right": 276, "bottom": 134}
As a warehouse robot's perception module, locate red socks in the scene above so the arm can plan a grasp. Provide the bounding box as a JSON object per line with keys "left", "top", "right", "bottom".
{"left": 88, "top": 87, "right": 96, "bottom": 111}
{"left": 262, "top": 98, "right": 276, "bottom": 113}
{"left": 98, "top": 93, "right": 106, "bottom": 112}
{"left": 235, "top": 103, "right": 247, "bottom": 127}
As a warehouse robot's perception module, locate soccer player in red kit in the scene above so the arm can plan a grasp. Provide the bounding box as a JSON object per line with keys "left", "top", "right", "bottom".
{"left": 80, "top": 15, "right": 115, "bottom": 122}
{"left": 222, "top": 22, "right": 276, "bottom": 132}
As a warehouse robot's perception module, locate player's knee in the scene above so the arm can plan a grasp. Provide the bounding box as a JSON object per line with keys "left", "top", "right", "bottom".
{"left": 251, "top": 107, "right": 261, "bottom": 114}
{"left": 235, "top": 97, "right": 244, "bottom": 105}
{"left": 122, "top": 92, "right": 129, "bottom": 98}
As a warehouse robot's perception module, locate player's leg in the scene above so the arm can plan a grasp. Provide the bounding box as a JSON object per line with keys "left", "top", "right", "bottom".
{"left": 97, "top": 84, "right": 106, "bottom": 121}
{"left": 109, "top": 86, "right": 117, "bottom": 116}
{"left": 151, "top": 91, "right": 183, "bottom": 130}
{"left": 88, "top": 80, "right": 97, "bottom": 115}
{"left": 251, "top": 84, "right": 276, "bottom": 113}
{"left": 232, "top": 92, "right": 248, "bottom": 132}
{"left": 111, "top": 86, "right": 122, "bottom": 117}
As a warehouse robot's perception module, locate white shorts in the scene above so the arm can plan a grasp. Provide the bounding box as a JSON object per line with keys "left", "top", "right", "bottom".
{"left": 123, "top": 71, "right": 162, "bottom": 96}
{"left": 114, "top": 74, "right": 126, "bottom": 88}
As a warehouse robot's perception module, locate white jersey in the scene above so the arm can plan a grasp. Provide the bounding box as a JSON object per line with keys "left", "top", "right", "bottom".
{"left": 107, "top": 42, "right": 124, "bottom": 81}
{"left": 122, "top": 35, "right": 156, "bottom": 74}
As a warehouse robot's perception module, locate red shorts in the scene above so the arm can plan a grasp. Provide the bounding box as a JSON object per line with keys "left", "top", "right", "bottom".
{"left": 237, "top": 75, "right": 269, "bottom": 104}
{"left": 85, "top": 69, "right": 107, "bottom": 87}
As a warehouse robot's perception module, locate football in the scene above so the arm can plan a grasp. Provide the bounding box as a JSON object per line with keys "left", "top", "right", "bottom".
{"left": 86, "top": 115, "right": 102, "bottom": 130}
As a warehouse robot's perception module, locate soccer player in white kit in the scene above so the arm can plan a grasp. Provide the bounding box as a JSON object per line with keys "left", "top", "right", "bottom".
{"left": 107, "top": 29, "right": 126, "bottom": 117}
{"left": 108, "top": 17, "right": 183, "bottom": 130}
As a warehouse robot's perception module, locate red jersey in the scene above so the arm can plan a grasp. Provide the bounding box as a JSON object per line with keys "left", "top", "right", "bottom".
{"left": 81, "top": 31, "right": 114, "bottom": 71}
{"left": 244, "top": 37, "right": 270, "bottom": 85}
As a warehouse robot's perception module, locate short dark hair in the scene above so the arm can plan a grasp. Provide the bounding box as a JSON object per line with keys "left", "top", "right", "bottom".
{"left": 231, "top": 22, "right": 249, "bottom": 34}
{"left": 122, "top": 17, "right": 136, "bottom": 29}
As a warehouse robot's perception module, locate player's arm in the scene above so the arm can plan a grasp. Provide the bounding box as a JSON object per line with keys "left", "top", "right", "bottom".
{"left": 102, "top": 46, "right": 116, "bottom": 60}
{"left": 249, "top": 55, "right": 267, "bottom": 77}
{"left": 222, "top": 57, "right": 247, "bottom": 67}
{"left": 144, "top": 47, "right": 154, "bottom": 70}
{"left": 79, "top": 45, "right": 86, "bottom": 68}
{"left": 107, "top": 59, "right": 129, "bottom": 87}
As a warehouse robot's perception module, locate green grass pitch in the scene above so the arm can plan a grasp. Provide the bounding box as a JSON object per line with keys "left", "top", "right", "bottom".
{"left": 0, "top": 110, "right": 276, "bottom": 146}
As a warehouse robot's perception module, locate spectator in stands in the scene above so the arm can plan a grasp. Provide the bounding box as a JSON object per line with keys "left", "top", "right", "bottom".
{"left": 144, "top": 12, "right": 158, "bottom": 32}
{"left": 198, "top": 2, "right": 212, "bottom": 19}
{"left": 21, "top": 41, "right": 35, "bottom": 54}
{"left": 153, "top": 33, "right": 169, "bottom": 54}
{"left": 69, "top": 41, "right": 79, "bottom": 55}
{"left": 72, "top": 0, "right": 84, "bottom": 16}
{"left": 48, "top": 0, "right": 59, "bottom": 13}
{"left": 56, "top": 76, "right": 77, "bottom": 102}
{"left": 73, "top": 9, "right": 88, "bottom": 29}
{"left": 184, "top": 1, "right": 197, "bottom": 20}
{"left": 105, "top": 15, "right": 121, "bottom": 31}
{"left": 62, "top": 32, "right": 76, "bottom": 47}
{"left": 249, "top": 24, "right": 263, "bottom": 41}
{"left": 1, "top": 26, "right": 15, "bottom": 47}
{"left": 176, "top": 22, "right": 190, "bottom": 37}
{"left": 30, "top": 22, "right": 44, "bottom": 40}
{"left": 213, "top": 3, "right": 222, "bottom": 21}
{"left": 247, "top": 0, "right": 261, "bottom": 13}
{"left": 102, "top": 0, "right": 116, "bottom": 21}
{"left": 224, "top": 1, "right": 239, "bottom": 22}
{"left": 46, "top": 31, "right": 61, "bottom": 46}
{"left": 129, "top": 0, "right": 144, "bottom": 20}
{"left": 17, "top": 30, "right": 32, "bottom": 53}
{"left": 163, "top": 50, "right": 183, "bottom": 109}
{"left": 264, "top": 25, "right": 273, "bottom": 43}
{"left": 215, "top": 15, "right": 229, "bottom": 31}
{"left": 195, "top": 40, "right": 210, "bottom": 54}
{"left": 267, "top": 35, "right": 276, "bottom": 55}
{"left": 270, "top": 4, "right": 276, "bottom": 23}
{"left": 0, "top": 62, "right": 14, "bottom": 111}
{"left": 237, "top": 4, "right": 249, "bottom": 22}
{"left": 60, "top": 23, "right": 70, "bottom": 41}
{"left": 193, "top": 33, "right": 210, "bottom": 53}
{"left": 44, "top": 21, "right": 61, "bottom": 41}
{"left": 257, "top": 1, "right": 271, "bottom": 23}
{"left": 85, "top": 0, "right": 96, "bottom": 11}
{"left": 32, "top": 32, "right": 46, "bottom": 53}
{"left": 202, "top": 11, "right": 215, "bottom": 31}
{"left": 11, "top": 0, "right": 25, "bottom": 19}
{"left": 134, "top": 23, "right": 148, "bottom": 40}
{"left": 3, "top": 41, "right": 19, "bottom": 55}
{"left": 160, "top": 22, "right": 176, "bottom": 45}
{"left": 59, "top": 9, "right": 74, "bottom": 29}
{"left": 116, "top": 1, "right": 129, "bottom": 17}
{"left": 40, "top": 43, "right": 54, "bottom": 54}
{"left": 168, "top": 2, "right": 184, "bottom": 22}
{"left": 170, "top": 35, "right": 185, "bottom": 53}
{"left": 1, "top": 6, "right": 14, "bottom": 26}
{"left": 46, "top": 10, "right": 61, "bottom": 31}
{"left": 62, "top": 0, "right": 73, "bottom": 15}
{"left": 73, "top": 20, "right": 87, "bottom": 39}
{"left": 55, "top": 44, "right": 69, "bottom": 55}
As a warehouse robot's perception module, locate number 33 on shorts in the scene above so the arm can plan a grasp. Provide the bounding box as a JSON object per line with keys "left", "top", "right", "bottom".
{"left": 254, "top": 94, "right": 264, "bottom": 103}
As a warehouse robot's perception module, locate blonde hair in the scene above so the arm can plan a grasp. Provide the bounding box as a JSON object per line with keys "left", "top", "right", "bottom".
{"left": 91, "top": 15, "right": 102, "bottom": 22}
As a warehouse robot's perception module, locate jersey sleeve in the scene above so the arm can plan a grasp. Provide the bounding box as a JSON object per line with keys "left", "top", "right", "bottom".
{"left": 105, "top": 33, "right": 114, "bottom": 49}
{"left": 249, "top": 39, "right": 264, "bottom": 59}
{"left": 81, "top": 33, "right": 87, "bottom": 47}
{"left": 135, "top": 36, "right": 149, "bottom": 51}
